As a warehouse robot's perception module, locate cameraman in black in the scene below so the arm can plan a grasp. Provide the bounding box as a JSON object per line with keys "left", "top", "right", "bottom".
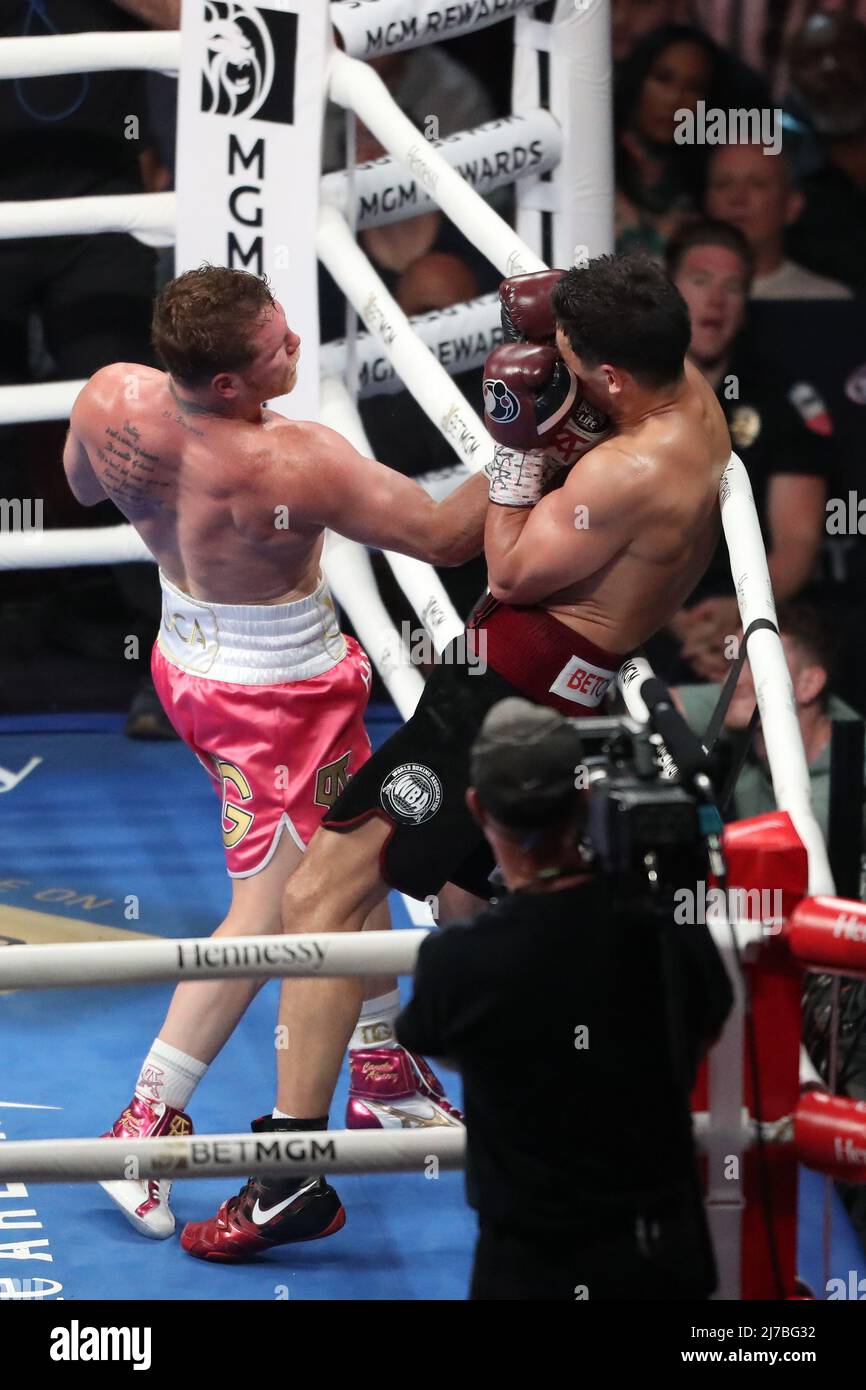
{"left": 395, "top": 697, "right": 734, "bottom": 1301}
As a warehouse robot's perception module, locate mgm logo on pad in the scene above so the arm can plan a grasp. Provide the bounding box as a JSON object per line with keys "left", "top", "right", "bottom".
{"left": 200, "top": 1, "right": 298, "bottom": 124}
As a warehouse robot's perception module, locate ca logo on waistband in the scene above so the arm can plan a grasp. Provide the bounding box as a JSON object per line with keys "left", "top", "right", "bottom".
{"left": 215, "top": 760, "right": 255, "bottom": 848}
{"left": 163, "top": 608, "right": 208, "bottom": 650}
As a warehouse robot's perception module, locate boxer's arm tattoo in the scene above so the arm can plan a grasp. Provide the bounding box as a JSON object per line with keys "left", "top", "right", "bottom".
{"left": 96, "top": 419, "right": 172, "bottom": 510}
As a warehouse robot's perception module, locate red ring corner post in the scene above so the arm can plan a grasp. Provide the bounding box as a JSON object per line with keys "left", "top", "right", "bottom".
{"left": 693, "top": 812, "right": 866, "bottom": 1297}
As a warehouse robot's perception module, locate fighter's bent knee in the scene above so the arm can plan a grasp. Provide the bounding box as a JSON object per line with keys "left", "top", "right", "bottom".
{"left": 281, "top": 823, "right": 388, "bottom": 932}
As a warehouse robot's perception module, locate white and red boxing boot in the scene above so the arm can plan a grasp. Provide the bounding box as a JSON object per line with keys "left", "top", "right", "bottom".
{"left": 99, "top": 1095, "right": 193, "bottom": 1239}
{"left": 346, "top": 1045, "right": 464, "bottom": 1129}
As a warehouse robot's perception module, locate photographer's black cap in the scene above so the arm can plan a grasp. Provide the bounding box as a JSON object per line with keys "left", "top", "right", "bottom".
{"left": 470, "top": 697, "right": 585, "bottom": 830}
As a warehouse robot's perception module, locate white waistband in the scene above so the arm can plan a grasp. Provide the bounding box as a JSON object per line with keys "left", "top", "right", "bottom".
{"left": 156, "top": 571, "right": 347, "bottom": 683}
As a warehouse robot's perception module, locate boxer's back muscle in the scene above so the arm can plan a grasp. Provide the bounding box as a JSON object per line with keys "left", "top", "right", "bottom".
{"left": 73, "top": 364, "right": 324, "bottom": 604}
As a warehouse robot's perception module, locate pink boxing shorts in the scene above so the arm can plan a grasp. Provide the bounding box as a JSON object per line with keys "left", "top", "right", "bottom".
{"left": 151, "top": 571, "right": 373, "bottom": 878}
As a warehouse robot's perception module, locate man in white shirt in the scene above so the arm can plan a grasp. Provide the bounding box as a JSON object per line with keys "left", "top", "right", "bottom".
{"left": 704, "top": 142, "right": 852, "bottom": 301}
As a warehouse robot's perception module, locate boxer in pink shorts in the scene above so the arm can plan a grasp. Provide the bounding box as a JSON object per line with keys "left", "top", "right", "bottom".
{"left": 63, "top": 266, "right": 488, "bottom": 1243}
{"left": 151, "top": 571, "right": 373, "bottom": 878}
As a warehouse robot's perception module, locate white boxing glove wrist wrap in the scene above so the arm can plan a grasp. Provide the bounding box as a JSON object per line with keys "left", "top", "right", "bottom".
{"left": 485, "top": 444, "right": 562, "bottom": 506}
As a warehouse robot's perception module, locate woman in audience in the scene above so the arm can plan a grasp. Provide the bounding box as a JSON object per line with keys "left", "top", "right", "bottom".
{"left": 615, "top": 25, "right": 730, "bottom": 257}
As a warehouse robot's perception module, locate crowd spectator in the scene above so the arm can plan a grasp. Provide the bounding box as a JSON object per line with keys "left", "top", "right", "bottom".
{"left": 650, "top": 219, "right": 831, "bottom": 682}
{"left": 675, "top": 601, "right": 865, "bottom": 836}
{"left": 785, "top": 12, "right": 866, "bottom": 292}
{"left": 613, "top": 24, "right": 769, "bottom": 258}
{"left": 692, "top": 0, "right": 866, "bottom": 98}
{"left": 614, "top": 24, "right": 721, "bottom": 257}
{"left": 704, "top": 142, "right": 852, "bottom": 299}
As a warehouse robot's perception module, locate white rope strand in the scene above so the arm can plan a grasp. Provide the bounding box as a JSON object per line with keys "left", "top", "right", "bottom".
{"left": 0, "top": 523, "right": 152, "bottom": 571}
{"left": 0, "top": 928, "right": 429, "bottom": 992}
{"left": 0, "top": 293, "right": 498, "bottom": 424}
{"left": 321, "top": 109, "right": 562, "bottom": 230}
{"left": 327, "top": 50, "right": 545, "bottom": 281}
{"left": 317, "top": 204, "right": 490, "bottom": 473}
{"left": 0, "top": 115, "right": 559, "bottom": 249}
{"left": 0, "top": 379, "right": 83, "bottom": 424}
{"left": 321, "top": 376, "right": 464, "bottom": 655}
{"left": 0, "top": 192, "right": 176, "bottom": 248}
{"left": 320, "top": 293, "right": 501, "bottom": 399}
{"left": 0, "top": 30, "right": 180, "bottom": 78}
{"left": 321, "top": 528, "right": 425, "bottom": 721}
{"left": 320, "top": 376, "right": 431, "bottom": 716}
{"left": 720, "top": 454, "right": 833, "bottom": 895}
{"left": 0, "top": 1128, "right": 465, "bottom": 1184}
{"left": 330, "top": 0, "right": 547, "bottom": 59}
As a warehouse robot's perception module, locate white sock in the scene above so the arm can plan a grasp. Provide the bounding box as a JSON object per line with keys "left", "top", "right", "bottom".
{"left": 349, "top": 989, "right": 402, "bottom": 1051}
{"left": 134, "top": 1039, "right": 207, "bottom": 1111}
{"left": 272, "top": 1107, "right": 294, "bottom": 1120}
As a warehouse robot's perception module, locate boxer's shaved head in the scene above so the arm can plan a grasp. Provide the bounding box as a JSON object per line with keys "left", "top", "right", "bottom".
{"left": 553, "top": 254, "right": 690, "bottom": 389}
{"left": 153, "top": 265, "right": 278, "bottom": 386}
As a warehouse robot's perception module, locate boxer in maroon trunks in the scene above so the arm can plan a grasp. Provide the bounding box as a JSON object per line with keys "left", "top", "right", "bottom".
{"left": 62, "top": 265, "right": 489, "bottom": 1241}
{"left": 183, "top": 254, "right": 732, "bottom": 1262}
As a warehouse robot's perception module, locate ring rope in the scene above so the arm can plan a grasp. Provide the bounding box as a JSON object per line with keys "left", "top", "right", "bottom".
{"left": 318, "top": 204, "right": 490, "bottom": 472}
{"left": 0, "top": 928, "right": 430, "bottom": 992}
{"left": 321, "top": 376, "right": 464, "bottom": 657}
{"left": 320, "top": 293, "right": 500, "bottom": 399}
{"left": 320, "top": 109, "right": 562, "bottom": 231}
{"left": 0, "top": 1128, "right": 466, "bottom": 1185}
{"left": 0, "top": 3, "right": 549, "bottom": 81}
{"left": 719, "top": 455, "right": 832, "bottom": 895}
{"left": 0, "top": 112, "right": 559, "bottom": 249}
{"left": 330, "top": 0, "right": 549, "bottom": 59}
{"left": 327, "top": 50, "right": 544, "bottom": 282}
{"left": 0, "top": 190, "right": 176, "bottom": 247}
{"left": 0, "top": 522, "right": 151, "bottom": 571}
{"left": 0, "top": 915, "right": 792, "bottom": 993}
{"left": 0, "top": 29, "right": 180, "bottom": 79}
{"left": 320, "top": 526, "right": 426, "bottom": 719}
{"left": 0, "top": 292, "right": 500, "bottom": 426}
{"left": 0, "top": 1112, "right": 806, "bottom": 1187}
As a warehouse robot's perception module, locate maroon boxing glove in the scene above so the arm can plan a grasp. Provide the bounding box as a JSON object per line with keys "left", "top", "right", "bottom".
{"left": 499, "top": 269, "right": 567, "bottom": 342}
{"left": 482, "top": 341, "right": 608, "bottom": 455}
